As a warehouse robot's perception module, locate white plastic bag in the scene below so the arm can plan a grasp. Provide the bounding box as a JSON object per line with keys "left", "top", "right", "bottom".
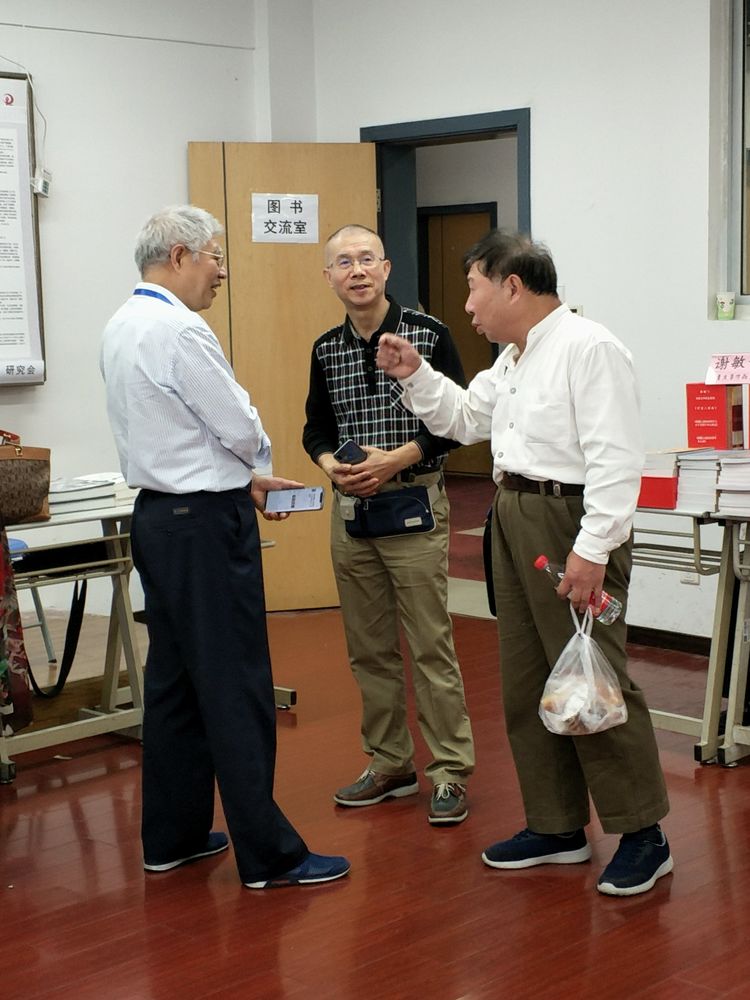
{"left": 539, "top": 605, "right": 628, "bottom": 736}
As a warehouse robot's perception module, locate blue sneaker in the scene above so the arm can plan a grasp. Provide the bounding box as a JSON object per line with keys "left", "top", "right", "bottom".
{"left": 144, "top": 831, "right": 229, "bottom": 872}
{"left": 597, "top": 826, "right": 673, "bottom": 896}
{"left": 482, "top": 827, "right": 591, "bottom": 869}
{"left": 244, "top": 852, "right": 351, "bottom": 889}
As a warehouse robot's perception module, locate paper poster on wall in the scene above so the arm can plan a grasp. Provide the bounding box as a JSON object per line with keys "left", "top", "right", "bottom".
{"left": 705, "top": 353, "right": 750, "bottom": 384}
{"left": 0, "top": 73, "right": 45, "bottom": 385}
{"left": 251, "top": 193, "right": 318, "bottom": 244}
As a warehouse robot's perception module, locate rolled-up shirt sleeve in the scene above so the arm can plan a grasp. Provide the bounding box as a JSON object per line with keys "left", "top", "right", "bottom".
{"left": 569, "top": 341, "right": 643, "bottom": 563}
{"left": 401, "top": 359, "right": 497, "bottom": 445}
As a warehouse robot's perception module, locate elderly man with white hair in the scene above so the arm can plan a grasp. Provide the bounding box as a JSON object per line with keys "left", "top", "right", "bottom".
{"left": 100, "top": 204, "right": 349, "bottom": 890}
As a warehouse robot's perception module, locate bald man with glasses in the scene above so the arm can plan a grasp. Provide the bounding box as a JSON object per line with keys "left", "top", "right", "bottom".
{"left": 303, "top": 224, "right": 475, "bottom": 826}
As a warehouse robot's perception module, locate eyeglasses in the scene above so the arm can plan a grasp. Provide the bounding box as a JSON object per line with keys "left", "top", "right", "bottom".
{"left": 327, "top": 253, "right": 385, "bottom": 271}
{"left": 196, "top": 249, "right": 226, "bottom": 267}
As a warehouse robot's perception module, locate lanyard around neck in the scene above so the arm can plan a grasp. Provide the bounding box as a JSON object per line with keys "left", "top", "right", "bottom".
{"left": 133, "top": 288, "right": 173, "bottom": 305}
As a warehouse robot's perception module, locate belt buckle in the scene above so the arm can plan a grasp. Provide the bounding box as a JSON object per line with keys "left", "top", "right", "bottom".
{"left": 552, "top": 482, "right": 562, "bottom": 498}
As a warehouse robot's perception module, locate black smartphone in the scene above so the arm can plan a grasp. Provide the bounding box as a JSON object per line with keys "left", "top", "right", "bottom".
{"left": 264, "top": 487, "right": 324, "bottom": 513}
{"left": 333, "top": 439, "right": 367, "bottom": 464}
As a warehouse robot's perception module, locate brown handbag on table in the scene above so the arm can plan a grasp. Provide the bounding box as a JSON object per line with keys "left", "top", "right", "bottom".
{"left": 0, "top": 429, "right": 51, "bottom": 527}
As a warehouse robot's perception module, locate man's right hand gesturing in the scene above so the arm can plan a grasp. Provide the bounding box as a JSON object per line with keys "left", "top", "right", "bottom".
{"left": 376, "top": 333, "right": 422, "bottom": 379}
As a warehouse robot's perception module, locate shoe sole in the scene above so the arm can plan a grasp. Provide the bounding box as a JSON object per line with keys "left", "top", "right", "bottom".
{"left": 481, "top": 844, "right": 592, "bottom": 869}
{"left": 597, "top": 855, "right": 674, "bottom": 896}
{"left": 333, "top": 781, "right": 419, "bottom": 807}
{"left": 244, "top": 865, "right": 351, "bottom": 889}
{"left": 144, "top": 841, "right": 229, "bottom": 872}
{"left": 429, "top": 809, "right": 468, "bottom": 825}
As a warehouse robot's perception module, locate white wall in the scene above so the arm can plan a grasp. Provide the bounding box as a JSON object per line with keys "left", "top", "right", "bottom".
{"left": 266, "top": 0, "right": 317, "bottom": 140}
{"left": 311, "top": 0, "right": 719, "bottom": 439}
{"left": 309, "top": 0, "right": 729, "bottom": 635}
{"left": 0, "top": 0, "right": 258, "bottom": 611}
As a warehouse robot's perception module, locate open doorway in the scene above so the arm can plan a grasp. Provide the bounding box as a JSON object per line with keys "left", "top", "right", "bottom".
{"left": 418, "top": 202, "right": 496, "bottom": 476}
{"left": 361, "top": 108, "right": 530, "bottom": 307}
{"left": 360, "top": 110, "right": 530, "bottom": 600}
{"left": 361, "top": 110, "right": 529, "bottom": 475}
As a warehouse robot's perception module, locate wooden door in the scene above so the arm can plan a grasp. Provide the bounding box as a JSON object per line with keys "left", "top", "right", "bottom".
{"left": 426, "top": 211, "right": 494, "bottom": 476}
{"left": 189, "top": 141, "right": 377, "bottom": 610}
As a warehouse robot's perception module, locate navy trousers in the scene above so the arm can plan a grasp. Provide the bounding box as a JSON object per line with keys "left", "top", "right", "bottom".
{"left": 131, "top": 488, "right": 308, "bottom": 883}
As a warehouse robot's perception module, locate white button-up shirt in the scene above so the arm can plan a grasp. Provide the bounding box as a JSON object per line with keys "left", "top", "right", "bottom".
{"left": 100, "top": 282, "right": 271, "bottom": 493}
{"left": 399, "top": 305, "right": 643, "bottom": 563}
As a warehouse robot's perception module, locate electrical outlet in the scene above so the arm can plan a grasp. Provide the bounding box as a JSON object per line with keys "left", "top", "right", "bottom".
{"left": 569, "top": 304, "right": 584, "bottom": 316}
{"left": 680, "top": 572, "right": 700, "bottom": 586}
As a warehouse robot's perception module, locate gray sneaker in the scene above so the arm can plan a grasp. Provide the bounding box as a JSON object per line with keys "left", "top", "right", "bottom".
{"left": 429, "top": 783, "right": 468, "bottom": 825}
{"left": 333, "top": 768, "right": 419, "bottom": 807}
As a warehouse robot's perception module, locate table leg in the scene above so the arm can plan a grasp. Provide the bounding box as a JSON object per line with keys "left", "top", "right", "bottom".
{"left": 718, "top": 575, "right": 750, "bottom": 765}
{"left": 694, "top": 524, "right": 734, "bottom": 762}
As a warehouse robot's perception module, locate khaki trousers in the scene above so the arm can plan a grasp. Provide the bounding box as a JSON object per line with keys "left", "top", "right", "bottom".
{"left": 491, "top": 485, "right": 669, "bottom": 834}
{"left": 331, "top": 476, "right": 475, "bottom": 784}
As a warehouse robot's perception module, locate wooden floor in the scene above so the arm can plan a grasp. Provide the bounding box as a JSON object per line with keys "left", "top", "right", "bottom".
{"left": 3, "top": 607, "right": 750, "bottom": 1000}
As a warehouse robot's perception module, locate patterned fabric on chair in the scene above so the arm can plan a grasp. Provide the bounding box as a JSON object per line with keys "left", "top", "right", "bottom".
{"left": 8, "top": 538, "right": 57, "bottom": 664}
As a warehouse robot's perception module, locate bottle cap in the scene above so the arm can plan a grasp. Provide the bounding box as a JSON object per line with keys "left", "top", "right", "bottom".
{"left": 533, "top": 554, "right": 549, "bottom": 570}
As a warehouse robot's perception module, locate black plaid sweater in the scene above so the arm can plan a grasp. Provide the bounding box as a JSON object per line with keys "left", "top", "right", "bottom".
{"left": 302, "top": 297, "right": 465, "bottom": 470}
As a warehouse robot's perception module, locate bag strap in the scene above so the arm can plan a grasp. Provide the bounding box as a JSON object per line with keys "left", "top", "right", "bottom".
{"left": 568, "top": 603, "right": 598, "bottom": 691}
{"left": 26, "top": 579, "right": 88, "bottom": 699}
{"left": 360, "top": 482, "right": 440, "bottom": 507}
{"left": 0, "top": 429, "right": 21, "bottom": 446}
{"left": 568, "top": 601, "right": 594, "bottom": 636}
{"left": 482, "top": 507, "right": 496, "bottom": 617}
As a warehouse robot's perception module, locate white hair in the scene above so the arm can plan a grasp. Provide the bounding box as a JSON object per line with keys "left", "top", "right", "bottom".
{"left": 134, "top": 205, "right": 223, "bottom": 276}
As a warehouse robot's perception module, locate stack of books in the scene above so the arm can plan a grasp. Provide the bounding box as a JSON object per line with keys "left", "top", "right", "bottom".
{"left": 675, "top": 449, "right": 721, "bottom": 513}
{"left": 48, "top": 476, "right": 118, "bottom": 513}
{"left": 638, "top": 451, "right": 680, "bottom": 509}
{"left": 717, "top": 451, "right": 750, "bottom": 515}
{"left": 78, "top": 472, "right": 139, "bottom": 506}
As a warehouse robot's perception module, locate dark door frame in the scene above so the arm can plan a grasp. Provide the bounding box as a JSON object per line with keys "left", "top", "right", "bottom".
{"left": 360, "top": 108, "right": 531, "bottom": 307}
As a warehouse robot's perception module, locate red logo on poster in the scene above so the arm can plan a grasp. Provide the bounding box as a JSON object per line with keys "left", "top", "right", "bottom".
{"left": 3, "top": 94, "right": 14, "bottom": 106}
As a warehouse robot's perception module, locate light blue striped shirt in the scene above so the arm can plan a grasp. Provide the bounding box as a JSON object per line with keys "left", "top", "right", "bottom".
{"left": 100, "top": 282, "right": 271, "bottom": 493}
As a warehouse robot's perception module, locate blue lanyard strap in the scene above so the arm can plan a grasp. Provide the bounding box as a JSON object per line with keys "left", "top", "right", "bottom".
{"left": 133, "top": 288, "right": 173, "bottom": 305}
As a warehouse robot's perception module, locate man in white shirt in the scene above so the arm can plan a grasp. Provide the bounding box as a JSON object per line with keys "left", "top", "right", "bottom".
{"left": 100, "top": 205, "right": 349, "bottom": 889}
{"left": 376, "top": 229, "right": 672, "bottom": 897}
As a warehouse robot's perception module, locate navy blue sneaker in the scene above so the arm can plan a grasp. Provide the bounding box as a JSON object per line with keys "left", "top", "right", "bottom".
{"left": 244, "top": 852, "right": 351, "bottom": 889}
{"left": 144, "top": 831, "right": 229, "bottom": 872}
{"left": 597, "top": 826, "right": 673, "bottom": 896}
{"left": 482, "top": 827, "right": 591, "bottom": 869}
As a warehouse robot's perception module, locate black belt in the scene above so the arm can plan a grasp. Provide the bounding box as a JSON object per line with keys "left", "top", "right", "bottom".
{"left": 501, "top": 472, "right": 584, "bottom": 497}
{"left": 393, "top": 468, "right": 444, "bottom": 484}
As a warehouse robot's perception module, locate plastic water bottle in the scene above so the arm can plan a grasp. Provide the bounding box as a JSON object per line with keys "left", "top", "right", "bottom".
{"left": 533, "top": 554, "right": 622, "bottom": 626}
